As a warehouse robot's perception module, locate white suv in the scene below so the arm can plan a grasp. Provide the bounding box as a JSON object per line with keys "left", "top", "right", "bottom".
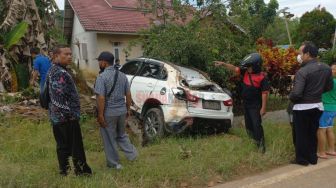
{"left": 120, "top": 58, "right": 233, "bottom": 141}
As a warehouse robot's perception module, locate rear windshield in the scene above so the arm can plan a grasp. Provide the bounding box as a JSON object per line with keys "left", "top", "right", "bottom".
{"left": 176, "top": 66, "right": 207, "bottom": 80}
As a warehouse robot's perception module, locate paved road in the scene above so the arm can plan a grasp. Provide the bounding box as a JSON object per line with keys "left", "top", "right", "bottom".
{"left": 233, "top": 110, "right": 289, "bottom": 128}
{"left": 215, "top": 158, "right": 336, "bottom": 188}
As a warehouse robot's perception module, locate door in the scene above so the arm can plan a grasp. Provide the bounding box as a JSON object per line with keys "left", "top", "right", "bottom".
{"left": 130, "top": 61, "right": 164, "bottom": 108}
{"left": 120, "top": 60, "right": 143, "bottom": 111}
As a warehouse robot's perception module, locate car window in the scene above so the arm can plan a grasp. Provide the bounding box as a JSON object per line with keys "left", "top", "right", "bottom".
{"left": 138, "top": 63, "right": 165, "bottom": 79}
{"left": 120, "top": 61, "right": 142, "bottom": 75}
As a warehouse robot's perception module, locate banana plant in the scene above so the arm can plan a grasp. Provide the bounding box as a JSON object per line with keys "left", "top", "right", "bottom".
{"left": 4, "top": 21, "right": 28, "bottom": 50}
{"left": 0, "top": 21, "right": 29, "bottom": 92}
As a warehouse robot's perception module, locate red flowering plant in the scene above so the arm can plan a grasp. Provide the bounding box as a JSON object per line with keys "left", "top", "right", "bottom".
{"left": 256, "top": 38, "right": 300, "bottom": 96}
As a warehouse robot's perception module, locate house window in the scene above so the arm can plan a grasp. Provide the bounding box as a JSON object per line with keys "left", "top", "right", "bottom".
{"left": 112, "top": 42, "right": 121, "bottom": 63}
{"left": 81, "top": 43, "right": 88, "bottom": 62}
{"left": 114, "top": 48, "right": 119, "bottom": 60}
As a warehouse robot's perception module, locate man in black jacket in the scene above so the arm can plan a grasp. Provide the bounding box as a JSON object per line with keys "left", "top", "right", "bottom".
{"left": 289, "top": 41, "right": 333, "bottom": 166}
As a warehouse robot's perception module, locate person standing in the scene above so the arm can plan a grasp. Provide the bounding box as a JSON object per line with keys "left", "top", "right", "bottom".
{"left": 289, "top": 41, "right": 333, "bottom": 166}
{"left": 94, "top": 51, "right": 137, "bottom": 170}
{"left": 214, "top": 53, "right": 270, "bottom": 153}
{"left": 48, "top": 45, "right": 92, "bottom": 176}
{"left": 317, "top": 63, "right": 336, "bottom": 159}
{"left": 30, "top": 47, "right": 51, "bottom": 90}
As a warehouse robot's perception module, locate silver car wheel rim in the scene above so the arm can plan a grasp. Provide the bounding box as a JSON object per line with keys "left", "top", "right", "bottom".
{"left": 145, "top": 112, "right": 159, "bottom": 138}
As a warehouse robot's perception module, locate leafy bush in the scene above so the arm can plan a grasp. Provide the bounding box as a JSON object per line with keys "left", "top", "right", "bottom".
{"left": 320, "top": 49, "right": 336, "bottom": 65}
{"left": 257, "top": 38, "right": 300, "bottom": 97}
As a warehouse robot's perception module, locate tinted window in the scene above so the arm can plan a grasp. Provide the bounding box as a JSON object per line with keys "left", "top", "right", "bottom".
{"left": 120, "top": 61, "right": 142, "bottom": 75}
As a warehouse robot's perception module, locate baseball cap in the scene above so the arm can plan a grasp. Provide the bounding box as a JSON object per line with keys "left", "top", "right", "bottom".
{"left": 97, "top": 51, "right": 114, "bottom": 64}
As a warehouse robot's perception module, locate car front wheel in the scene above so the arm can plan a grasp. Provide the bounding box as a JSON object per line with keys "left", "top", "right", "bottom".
{"left": 143, "top": 108, "right": 165, "bottom": 143}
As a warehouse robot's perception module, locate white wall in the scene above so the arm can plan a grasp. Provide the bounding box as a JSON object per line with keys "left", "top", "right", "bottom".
{"left": 71, "top": 14, "right": 98, "bottom": 76}
{"left": 96, "top": 34, "right": 144, "bottom": 66}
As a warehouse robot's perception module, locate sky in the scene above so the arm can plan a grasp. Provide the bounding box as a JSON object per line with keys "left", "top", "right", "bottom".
{"left": 55, "top": 0, "right": 336, "bottom": 18}
{"left": 265, "top": 0, "right": 336, "bottom": 18}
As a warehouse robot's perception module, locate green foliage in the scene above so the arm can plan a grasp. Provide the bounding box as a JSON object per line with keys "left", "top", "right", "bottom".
{"left": 46, "top": 27, "right": 67, "bottom": 45}
{"left": 136, "top": 17, "right": 252, "bottom": 90}
{"left": 14, "top": 63, "right": 30, "bottom": 90}
{"left": 263, "top": 17, "right": 300, "bottom": 45}
{"left": 21, "top": 87, "right": 39, "bottom": 99}
{"left": 297, "top": 7, "right": 336, "bottom": 48}
{"left": 0, "top": 115, "right": 294, "bottom": 187}
{"left": 228, "top": 0, "right": 279, "bottom": 40}
{"left": 0, "top": 94, "right": 20, "bottom": 104}
{"left": 320, "top": 49, "right": 336, "bottom": 65}
{"left": 4, "top": 21, "right": 29, "bottom": 49}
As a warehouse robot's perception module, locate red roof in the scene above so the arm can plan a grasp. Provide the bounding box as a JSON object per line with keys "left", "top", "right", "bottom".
{"left": 68, "top": 0, "right": 152, "bottom": 33}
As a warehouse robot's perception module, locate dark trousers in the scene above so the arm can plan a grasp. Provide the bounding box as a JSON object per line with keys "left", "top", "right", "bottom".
{"left": 293, "top": 108, "right": 322, "bottom": 165}
{"left": 52, "top": 120, "right": 92, "bottom": 175}
{"left": 244, "top": 107, "right": 265, "bottom": 151}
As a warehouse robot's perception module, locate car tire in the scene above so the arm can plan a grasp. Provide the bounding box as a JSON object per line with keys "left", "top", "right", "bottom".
{"left": 142, "top": 108, "right": 165, "bottom": 143}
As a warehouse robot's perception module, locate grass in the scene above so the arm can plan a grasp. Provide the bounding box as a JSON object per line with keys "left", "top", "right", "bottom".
{"left": 0, "top": 114, "right": 294, "bottom": 188}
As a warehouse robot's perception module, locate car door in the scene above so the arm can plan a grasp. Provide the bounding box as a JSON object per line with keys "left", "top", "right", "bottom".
{"left": 120, "top": 60, "right": 144, "bottom": 111}
{"left": 130, "top": 60, "right": 164, "bottom": 109}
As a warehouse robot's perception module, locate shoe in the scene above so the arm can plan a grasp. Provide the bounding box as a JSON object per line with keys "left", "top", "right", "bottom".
{"left": 107, "top": 164, "right": 123, "bottom": 170}
{"left": 116, "top": 164, "right": 123, "bottom": 170}
{"left": 290, "top": 160, "right": 309, "bottom": 166}
{"left": 75, "top": 164, "right": 92, "bottom": 176}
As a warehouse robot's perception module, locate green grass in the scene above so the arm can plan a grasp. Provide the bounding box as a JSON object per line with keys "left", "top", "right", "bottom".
{"left": 266, "top": 95, "right": 289, "bottom": 112}
{"left": 0, "top": 115, "right": 294, "bottom": 188}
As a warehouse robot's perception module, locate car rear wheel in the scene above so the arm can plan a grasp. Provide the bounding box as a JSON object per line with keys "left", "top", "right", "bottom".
{"left": 143, "top": 108, "right": 165, "bottom": 143}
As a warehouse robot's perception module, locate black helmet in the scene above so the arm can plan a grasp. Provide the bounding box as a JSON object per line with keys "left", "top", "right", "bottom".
{"left": 240, "top": 53, "right": 263, "bottom": 73}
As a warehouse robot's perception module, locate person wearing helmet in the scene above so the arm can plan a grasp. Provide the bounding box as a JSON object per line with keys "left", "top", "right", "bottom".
{"left": 214, "top": 53, "right": 270, "bottom": 153}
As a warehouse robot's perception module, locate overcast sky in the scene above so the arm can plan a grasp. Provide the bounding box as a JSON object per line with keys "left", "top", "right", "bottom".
{"left": 265, "top": 0, "right": 336, "bottom": 18}
{"left": 55, "top": 0, "right": 336, "bottom": 18}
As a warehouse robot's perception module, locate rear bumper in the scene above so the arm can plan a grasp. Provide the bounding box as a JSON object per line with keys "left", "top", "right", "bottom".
{"left": 161, "top": 104, "right": 233, "bottom": 133}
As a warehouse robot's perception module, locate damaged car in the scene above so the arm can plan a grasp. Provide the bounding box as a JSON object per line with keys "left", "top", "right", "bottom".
{"left": 120, "top": 58, "right": 233, "bottom": 141}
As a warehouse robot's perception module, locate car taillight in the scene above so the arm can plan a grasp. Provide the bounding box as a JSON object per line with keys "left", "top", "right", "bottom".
{"left": 223, "top": 99, "right": 233, "bottom": 106}
{"left": 186, "top": 90, "right": 199, "bottom": 102}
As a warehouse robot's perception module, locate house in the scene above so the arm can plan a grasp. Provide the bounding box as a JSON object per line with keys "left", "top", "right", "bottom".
{"left": 64, "top": 0, "right": 155, "bottom": 76}
{"left": 64, "top": 0, "right": 247, "bottom": 77}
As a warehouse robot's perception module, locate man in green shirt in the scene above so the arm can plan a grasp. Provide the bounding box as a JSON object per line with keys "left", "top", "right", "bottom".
{"left": 318, "top": 63, "right": 336, "bottom": 159}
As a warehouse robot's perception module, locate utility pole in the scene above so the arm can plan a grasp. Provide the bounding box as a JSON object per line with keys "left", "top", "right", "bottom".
{"left": 333, "top": 26, "right": 336, "bottom": 51}
{"left": 279, "top": 7, "right": 294, "bottom": 46}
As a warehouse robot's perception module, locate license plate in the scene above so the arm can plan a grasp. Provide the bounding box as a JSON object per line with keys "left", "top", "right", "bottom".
{"left": 202, "top": 100, "right": 221, "bottom": 110}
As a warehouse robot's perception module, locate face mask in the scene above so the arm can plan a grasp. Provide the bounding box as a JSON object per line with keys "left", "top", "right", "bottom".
{"left": 297, "top": 55, "right": 303, "bottom": 64}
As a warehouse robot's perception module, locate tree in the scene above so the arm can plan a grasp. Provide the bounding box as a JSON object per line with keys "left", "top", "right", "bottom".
{"left": 263, "top": 16, "right": 300, "bottom": 45}
{"left": 296, "top": 6, "right": 336, "bottom": 48}
{"left": 228, "top": 0, "right": 279, "bottom": 40}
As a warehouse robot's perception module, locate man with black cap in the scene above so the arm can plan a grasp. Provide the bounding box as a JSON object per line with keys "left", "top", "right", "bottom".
{"left": 214, "top": 53, "right": 270, "bottom": 153}
{"left": 94, "top": 51, "right": 137, "bottom": 170}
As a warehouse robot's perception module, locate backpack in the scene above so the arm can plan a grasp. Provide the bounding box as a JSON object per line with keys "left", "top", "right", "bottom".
{"left": 39, "top": 75, "right": 50, "bottom": 109}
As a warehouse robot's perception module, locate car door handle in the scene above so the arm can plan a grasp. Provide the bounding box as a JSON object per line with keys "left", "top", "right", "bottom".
{"left": 147, "top": 83, "right": 154, "bottom": 87}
